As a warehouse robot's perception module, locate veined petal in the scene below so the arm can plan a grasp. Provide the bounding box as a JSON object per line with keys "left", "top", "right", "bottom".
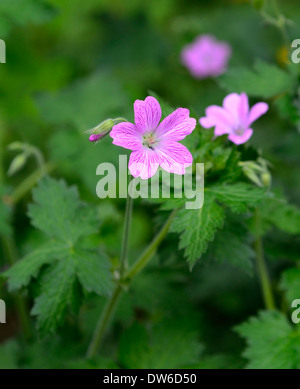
{"left": 129, "top": 148, "right": 160, "bottom": 179}
{"left": 199, "top": 105, "right": 234, "bottom": 130}
{"left": 228, "top": 128, "right": 253, "bottom": 145}
{"left": 247, "top": 102, "right": 269, "bottom": 126}
{"left": 110, "top": 122, "right": 142, "bottom": 150}
{"left": 156, "top": 108, "right": 196, "bottom": 141}
{"left": 156, "top": 141, "right": 193, "bottom": 175}
{"left": 134, "top": 96, "right": 162, "bottom": 133}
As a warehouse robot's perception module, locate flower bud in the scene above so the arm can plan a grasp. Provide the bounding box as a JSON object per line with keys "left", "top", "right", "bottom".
{"left": 89, "top": 133, "right": 105, "bottom": 142}
{"left": 86, "top": 118, "right": 127, "bottom": 143}
{"left": 261, "top": 171, "right": 272, "bottom": 188}
{"left": 7, "top": 153, "right": 28, "bottom": 176}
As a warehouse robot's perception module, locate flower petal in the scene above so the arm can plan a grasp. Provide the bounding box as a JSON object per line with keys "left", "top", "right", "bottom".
{"left": 156, "top": 108, "right": 196, "bottom": 141}
{"left": 134, "top": 96, "right": 162, "bottom": 133}
{"left": 247, "top": 102, "right": 268, "bottom": 126}
{"left": 110, "top": 122, "right": 141, "bottom": 150}
{"left": 214, "top": 126, "right": 230, "bottom": 136}
{"left": 199, "top": 105, "right": 234, "bottom": 130}
{"left": 129, "top": 148, "right": 160, "bottom": 179}
{"left": 223, "top": 92, "right": 249, "bottom": 127}
{"left": 228, "top": 128, "right": 253, "bottom": 145}
{"left": 156, "top": 141, "right": 193, "bottom": 175}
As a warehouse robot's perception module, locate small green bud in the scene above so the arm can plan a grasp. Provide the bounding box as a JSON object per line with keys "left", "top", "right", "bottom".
{"left": 261, "top": 171, "right": 272, "bottom": 187}
{"left": 7, "top": 153, "right": 28, "bottom": 176}
{"left": 243, "top": 166, "right": 263, "bottom": 187}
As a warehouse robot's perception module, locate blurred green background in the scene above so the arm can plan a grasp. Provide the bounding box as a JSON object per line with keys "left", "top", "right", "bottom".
{"left": 0, "top": 0, "right": 300, "bottom": 369}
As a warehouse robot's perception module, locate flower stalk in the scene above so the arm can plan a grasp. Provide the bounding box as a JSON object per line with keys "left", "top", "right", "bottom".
{"left": 254, "top": 208, "right": 276, "bottom": 310}
{"left": 86, "top": 209, "right": 177, "bottom": 358}
{"left": 119, "top": 179, "right": 133, "bottom": 276}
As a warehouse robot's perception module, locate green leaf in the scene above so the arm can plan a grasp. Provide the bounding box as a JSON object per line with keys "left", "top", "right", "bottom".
{"left": 193, "top": 354, "right": 241, "bottom": 369}
{"left": 208, "top": 183, "right": 267, "bottom": 213}
{"left": 280, "top": 268, "right": 300, "bottom": 304}
{"left": 260, "top": 196, "right": 300, "bottom": 234}
{"left": 218, "top": 60, "right": 294, "bottom": 98}
{"left": 0, "top": 0, "right": 55, "bottom": 38}
{"left": 235, "top": 311, "right": 300, "bottom": 369}
{"left": 3, "top": 177, "right": 112, "bottom": 335}
{"left": 28, "top": 177, "right": 98, "bottom": 243}
{"left": 119, "top": 320, "right": 202, "bottom": 369}
{"left": 74, "top": 249, "right": 112, "bottom": 296}
{"left": 204, "top": 214, "right": 254, "bottom": 274}
{"left": 31, "top": 257, "right": 76, "bottom": 336}
{"left": 3, "top": 241, "right": 68, "bottom": 291}
{"left": 171, "top": 195, "right": 225, "bottom": 267}
{"left": 274, "top": 94, "right": 300, "bottom": 125}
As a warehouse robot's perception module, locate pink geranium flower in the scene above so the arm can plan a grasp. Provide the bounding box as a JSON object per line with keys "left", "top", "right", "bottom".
{"left": 110, "top": 96, "right": 196, "bottom": 179}
{"left": 199, "top": 92, "right": 268, "bottom": 145}
{"left": 181, "top": 34, "right": 231, "bottom": 79}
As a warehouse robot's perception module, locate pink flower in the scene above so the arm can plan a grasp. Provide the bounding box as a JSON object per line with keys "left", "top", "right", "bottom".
{"left": 181, "top": 34, "right": 231, "bottom": 79}
{"left": 110, "top": 96, "right": 196, "bottom": 179}
{"left": 199, "top": 92, "right": 269, "bottom": 145}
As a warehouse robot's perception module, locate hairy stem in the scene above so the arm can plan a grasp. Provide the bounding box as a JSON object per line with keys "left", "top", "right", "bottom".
{"left": 254, "top": 208, "right": 276, "bottom": 310}
{"left": 86, "top": 210, "right": 176, "bottom": 358}
{"left": 125, "top": 210, "right": 177, "bottom": 280}
{"left": 119, "top": 182, "right": 133, "bottom": 276}
{"left": 86, "top": 284, "right": 122, "bottom": 359}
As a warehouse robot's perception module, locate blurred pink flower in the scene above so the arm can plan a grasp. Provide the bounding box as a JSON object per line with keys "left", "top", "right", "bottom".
{"left": 199, "top": 92, "right": 268, "bottom": 145}
{"left": 181, "top": 34, "right": 231, "bottom": 79}
{"left": 110, "top": 96, "right": 196, "bottom": 179}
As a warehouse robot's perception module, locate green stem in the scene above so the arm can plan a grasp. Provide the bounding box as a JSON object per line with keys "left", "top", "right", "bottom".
{"left": 125, "top": 210, "right": 177, "bottom": 281}
{"left": 86, "top": 284, "right": 122, "bottom": 359}
{"left": 119, "top": 182, "right": 133, "bottom": 276}
{"left": 86, "top": 210, "right": 177, "bottom": 358}
{"left": 260, "top": 0, "right": 289, "bottom": 45}
{"left": 31, "top": 146, "right": 46, "bottom": 175}
{"left": 10, "top": 162, "right": 55, "bottom": 205}
{"left": 254, "top": 208, "right": 276, "bottom": 310}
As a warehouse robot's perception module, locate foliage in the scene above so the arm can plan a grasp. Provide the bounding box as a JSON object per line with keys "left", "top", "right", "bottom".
{"left": 0, "top": 0, "right": 300, "bottom": 371}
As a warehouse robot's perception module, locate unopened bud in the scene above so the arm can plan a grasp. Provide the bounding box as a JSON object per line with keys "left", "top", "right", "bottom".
{"left": 261, "top": 171, "right": 271, "bottom": 187}
{"left": 86, "top": 117, "right": 127, "bottom": 143}
{"left": 7, "top": 153, "right": 28, "bottom": 176}
{"left": 89, "top": 133, "right": 106, "bottom": 142}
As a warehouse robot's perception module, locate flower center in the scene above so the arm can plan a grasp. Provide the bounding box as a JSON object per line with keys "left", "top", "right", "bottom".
{"left": 234, "top": 126, "right": 245, "bottom": 136}
{"left": 142, "top": 132, "right": 158, "bottom": 150}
